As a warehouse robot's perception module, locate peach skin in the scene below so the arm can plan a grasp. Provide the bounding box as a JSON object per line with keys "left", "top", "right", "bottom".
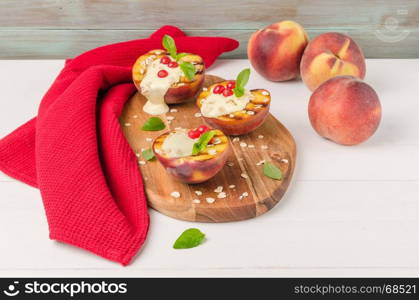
{"left": 308, "top": 76, "right": 381, "bottom": 145}
{"left": 300, "top": 32, "right": 366, "bottom": 91}
{"left": 248, "top": 20, "right": 309, "bottom": 81}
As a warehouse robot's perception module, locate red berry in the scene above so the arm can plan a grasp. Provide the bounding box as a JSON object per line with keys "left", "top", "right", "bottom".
{"left": 226, "top": 81, "right": 236, "bottom": 89}
{"left": 213, "top": 85, "right": 225, "bottom": 94}
{"left": 197, "top": 125, "right": 209, "bottom": 133}
{"left": 157, "top": 70, "right": 168, "bottom": 78}
{"left": 160, "top": 56, "right": 170, "bottom": 64}
{"left": 188, "top": 129, "right": 200, "bottom": 139}
{"left": 223, "top": 88, "right": 234, "bottom": 97}
{"left": 168, "top": 61, "right": 178, "bottom": 68}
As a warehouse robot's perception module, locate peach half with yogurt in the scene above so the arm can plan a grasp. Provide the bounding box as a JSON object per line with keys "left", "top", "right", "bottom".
{"left": 132, "top": 35, "right": 205, "bottom": 115}
{"left": 196, "top": 79, "right": 271, "bottom": 136}
{"left": 152, "top": 127, "right": 230, "bottom": 184}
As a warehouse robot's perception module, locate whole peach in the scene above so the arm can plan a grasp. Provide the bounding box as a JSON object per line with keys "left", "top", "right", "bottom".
{"left": 247, "top": 20, "right": 309, "bottom": 81}
{"left": 308, "top": 76, "right": 381, "bottom": 145}
{"left": 301, "top": 32, "right": 366, "bottom": 91}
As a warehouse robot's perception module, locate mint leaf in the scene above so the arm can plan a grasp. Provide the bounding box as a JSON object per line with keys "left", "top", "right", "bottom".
{"left": 173, "top": 228, "right": 205, "bottom": 249}
{"left": 162, "top": 35, "right": 177, "bottom": 59}
{"left": 263, "top": 162, "right": 283, "bottom": 180}
{"left": 192, "top": 130, "right": 216, "bottom": 155}
{"left": 180, "top": 62, "right": 196, "bottom": 81}
{"left": 141, "top": 148, "right": 155, "bottom": 161}
{"left": 233, "top": 68, "right": 251, "bottom": 97}
{"left": 141, "top": 117, "right": 165, "bottom": 131}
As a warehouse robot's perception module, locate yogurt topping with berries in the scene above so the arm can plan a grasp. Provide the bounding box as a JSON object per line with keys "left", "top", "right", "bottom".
{"left": 200, "top": 83, "right": 252, "bottom": 118}
{"left": 140, "top": 56, "right": 183, "bottom": 115}
{"left": 161, "top": 130, "right": 196, "bottom": 158}
{"left": 161, "top": 126, "right": 210, "bottom": 158}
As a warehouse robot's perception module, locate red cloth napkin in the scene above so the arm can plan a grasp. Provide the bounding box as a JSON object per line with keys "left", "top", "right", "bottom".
{"left": 0, "top": 26, "right": 238, "bottom": 265}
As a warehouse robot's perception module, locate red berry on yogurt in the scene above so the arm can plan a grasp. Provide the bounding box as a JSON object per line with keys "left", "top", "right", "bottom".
{"left": 157, "top": 70, "right": 168, "bottom": 78}
{"left": 213, "top": 85, "right": 225, "bottom": 94}
{"left": 226, "top": 81, "right": 236, "bottom": 89}
{"left": 188, "top": 129, "right": 200, "bottom": 139}
{"left": 160, "top": 56, "right": 170, "bottom": 64}
{"left": 197, "top": 125, "right": 209, "bottom": 133}
{"left": 223, "top": 88, "right": 234, "bottom": 97}
{"left": 168, "top": 61, "right": 179, "bottom": 68}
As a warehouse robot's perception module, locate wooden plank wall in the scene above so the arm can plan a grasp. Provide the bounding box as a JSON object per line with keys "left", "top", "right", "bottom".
{"left": 0, "top": 0, "right": 418, "bottom": 59}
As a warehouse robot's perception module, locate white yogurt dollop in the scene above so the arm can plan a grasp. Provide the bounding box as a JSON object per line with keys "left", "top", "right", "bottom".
{"left": 200, "top": 89, "right": 252, "bottom": 118}
{"left": 161, "top": 130, "right": 196, "bottom": 158}
{"left": 140, "top": 58, "right": 183, "bottom": 115}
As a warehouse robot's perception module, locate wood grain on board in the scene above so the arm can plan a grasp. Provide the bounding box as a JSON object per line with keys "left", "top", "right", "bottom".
{"left": 120, "top": 75, "right": 296, "bottom": 222}
{"left": 0, "top": 0, "right": 418, "bottom": 58}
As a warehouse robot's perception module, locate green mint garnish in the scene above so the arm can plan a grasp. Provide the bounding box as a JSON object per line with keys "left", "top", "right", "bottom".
{"left": 180, "top": 62, "right": 196, "bottom": 81}
{"left": 173, "top": 228, "right": 206, "bottom": 249}
{"left": 141, "top": 117, "right": 165, "bottom": 131}
{"left": 263, "top": 161, "right": 283, "bottom": 180}
{"left": 233, "top": 68, "right": 251, "bottom": 97}
{"left": 162, "top": 35, "right": 196, "bottom": 80}
{"left": 192, "top": 130, "right": 216, "bottom": 155}
{"left": 141, "top": 148, "right": 155, "bottom": 161}
{"left": 162, "top": 35, "right": 177, "bottom": 60}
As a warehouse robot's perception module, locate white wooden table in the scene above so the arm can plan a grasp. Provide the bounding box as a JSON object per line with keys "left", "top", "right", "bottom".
{"left": 0, "top": 59, "right": 418, "bottom": 277}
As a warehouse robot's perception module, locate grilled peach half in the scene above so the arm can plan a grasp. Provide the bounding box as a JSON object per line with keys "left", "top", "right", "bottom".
{"left": 152, "top": 129, "right": 230, "bottom": 184}
{"left": 132, "top": 49, "right": 205, "bottom": 104}
{"left": 196, "top": 82, "right": 271, "bottom": 135}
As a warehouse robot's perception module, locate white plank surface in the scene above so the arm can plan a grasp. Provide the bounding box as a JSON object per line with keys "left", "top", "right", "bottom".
{"left": 0, "top": 59, "right": 418, "bottom": 277}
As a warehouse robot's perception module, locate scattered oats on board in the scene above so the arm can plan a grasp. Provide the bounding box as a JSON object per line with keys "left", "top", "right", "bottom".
{"left": 241, "top": 173, "right": 249, "bottom": 179}
{"left": 256, "top": 160, "right": 265, "bottom": 166}
{"left": 194, "top": 112, "right": 202, "bottom": 118}
{"left": 258, "top": 135, "right": 264, "bottom": 139}
{"left": 217, "top": 192, "right": 227, "bottom": 199}
{"left": 232, "top": 137, "right": 240, "bottom": 142}
{"left": 281, "top": 158, "right": 289, "bottom": 164}
{"left": 261, "top": 145, "right": 268, "bottom": 150}
{"left": 124, "top": 123, "right": 131, "bottom": 127}
{"left": 240, "top": 142, "right": 247, "bottom": 148}
{"left": 170, "top": 191, "right": 180, "bottom": 198}
{"left": 138, "top": 160, "right": 146, "bottom": 165}
{"left": 192, "top": 199, "right": 201, "bottom": 204}
{"left": 227, "top": 161, "right": 234, "bottom": 167}
{"left": 169, "top": 108, "right": 178, "bottom": 113}
{"left": 239, "top": 192, "right": 249, "bottom": 200}
{"left": 195, "top": 190, "right": 203, "bottom": 196}
{"left": 146, "top": 137, "right": 153, "bottom": 142}
{"left": 214, "top": 186, "right": 223, "bottom": 193}
{"left": 248, "top": 144, "right": 255, "bottom": 148}
{"left": 135, "top": 153, "right": 141, "bottom": 158}
{"left": 166, "top": 116, "right": 175, "bottom": 121}
{"left": 206, "top": 197, "right": 215, "bottom": 204}
{"left": 229, "top": 185, "right": 236, "bottom": 189}
{"left": 133, "top": 115, "right": 138, "bottom": 119}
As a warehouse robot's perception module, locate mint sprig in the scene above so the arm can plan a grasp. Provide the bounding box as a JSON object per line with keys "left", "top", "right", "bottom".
{"left": 180, "top": 62, "right": 196, "bottom": 81}
{"left": 162, "top": 35, "right": 177, "bottom": 60}
{"left": 162, "top": 35, "right": 195, "bottom": 80}
{"left": 173, "top": 228, "right": 206, "bottom": 249}
{"left": 192, "top": 130, "right": 216, "bottom": 155}
{"left": 141, "top": 117, "right": 165, "bottom": 131}
{"left": 233, "top": 68, "right": 251, "bottom": 97}
{"left": 263, "top": 161, "right": 283, "bottom": 180}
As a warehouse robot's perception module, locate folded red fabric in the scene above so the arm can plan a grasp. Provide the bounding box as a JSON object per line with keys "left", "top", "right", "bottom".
{"left": 0, "top": 26, "right": 238, "bottom": 265}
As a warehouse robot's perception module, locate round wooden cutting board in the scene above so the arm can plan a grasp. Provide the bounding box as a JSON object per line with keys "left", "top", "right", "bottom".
{"left": 120, "top": 75, "right": 296, "bottom": 222}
